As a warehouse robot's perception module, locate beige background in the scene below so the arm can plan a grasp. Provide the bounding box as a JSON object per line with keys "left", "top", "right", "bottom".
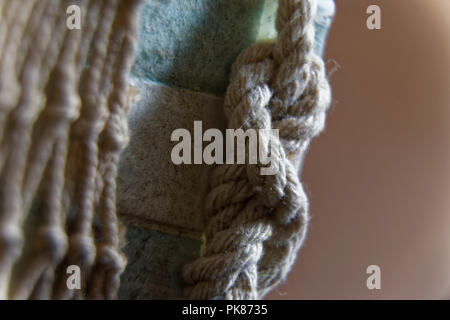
{"left": 267, "top": 0, "right": 450, "bottom": 299}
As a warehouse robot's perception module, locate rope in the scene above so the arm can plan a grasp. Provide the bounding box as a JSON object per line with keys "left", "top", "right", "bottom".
{"left": 183, "top": 0, "right": 331, "bottom": 299}
{"left": 0, "top": 0, "right": 143, "bottom": 300}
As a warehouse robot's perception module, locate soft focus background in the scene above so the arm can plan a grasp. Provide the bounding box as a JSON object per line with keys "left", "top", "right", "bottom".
{"left": 267, "top": 0, "right": 450, "bottom": 299}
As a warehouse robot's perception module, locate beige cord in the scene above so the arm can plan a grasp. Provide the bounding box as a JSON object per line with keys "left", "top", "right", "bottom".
{"left": 0, "top": 0, "right": 143, "bottom": 300}
{"left": 183, "top": 0, "right": 331, "bottom": 299}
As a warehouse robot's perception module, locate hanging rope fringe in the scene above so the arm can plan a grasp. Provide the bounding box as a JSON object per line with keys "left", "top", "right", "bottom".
{"left": 183, "top": 0, "right": 332, "bottom": 299}
{"left": 0, "top": 0, "right": 143, "bottom": 299}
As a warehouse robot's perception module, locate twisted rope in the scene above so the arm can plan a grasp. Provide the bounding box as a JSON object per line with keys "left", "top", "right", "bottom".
{"left": 183, "top": 0, "right": 331, "bottom": 299}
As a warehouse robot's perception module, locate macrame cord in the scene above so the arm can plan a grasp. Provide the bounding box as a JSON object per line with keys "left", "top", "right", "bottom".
{"left": 0, "top": 0, "right": 143, "bottom": 299}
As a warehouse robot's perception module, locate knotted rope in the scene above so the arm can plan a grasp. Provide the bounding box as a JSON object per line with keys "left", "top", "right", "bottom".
{"left": 183, "top": 0, "right": 331, "bottom": 299}
{"left": 0, "top": 0, "right": 142, "bottom": 299}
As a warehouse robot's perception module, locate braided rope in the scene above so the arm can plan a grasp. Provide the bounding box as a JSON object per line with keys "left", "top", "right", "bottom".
{"left": 183, "top": 0, "right": 331, "bottom": 299}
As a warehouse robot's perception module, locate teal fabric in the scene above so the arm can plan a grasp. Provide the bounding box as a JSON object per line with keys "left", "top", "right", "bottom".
{"left": 132, "top": 0, "right": 335, "bottom": 95}
{"left": 132, "top": 0, "right": 266, "bottom": 95}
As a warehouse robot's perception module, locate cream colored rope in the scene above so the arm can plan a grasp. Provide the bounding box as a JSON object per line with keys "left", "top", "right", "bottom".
{"left": 183, "top": 0, "right": 331, "bottom": 299}
{"left": 0, "top": 0, "right": 143, "bottom": 300}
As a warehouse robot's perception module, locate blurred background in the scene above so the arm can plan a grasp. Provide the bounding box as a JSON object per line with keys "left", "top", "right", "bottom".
{"left": 267, "top": 0, "right": 450, "bottom": 299}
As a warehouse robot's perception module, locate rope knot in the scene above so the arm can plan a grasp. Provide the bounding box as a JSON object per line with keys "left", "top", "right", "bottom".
{"left": 101, "top": 112, "right": 130, "bottom": 152}
{"left": 96, "top": 243, "right": 127, "bottom": 273}
{"left": 35, "top": 226, "right": 68, "bottom": 262}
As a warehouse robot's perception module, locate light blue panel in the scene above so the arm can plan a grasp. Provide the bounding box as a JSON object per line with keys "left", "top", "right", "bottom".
{"left": 132, "top": 0, "right": 266, "bottom": 95}
{"left": 315, "top": 0, "right": 335, "bottom": 57}
{"left": 132, "top": 0, "right": 335, "bottom": 95}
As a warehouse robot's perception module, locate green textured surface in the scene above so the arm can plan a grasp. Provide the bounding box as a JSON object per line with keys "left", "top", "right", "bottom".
{"left": 132, "top": 0, "right": 334, "bottom": 95}
{"left": 257, "top": 0, "right": 278, "bottom": 40}
{"left": 132, "top": 0, "right": 268, "bottom": 95}
{"left": 119, "top": 225, "right": 203, "bottom": 299}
